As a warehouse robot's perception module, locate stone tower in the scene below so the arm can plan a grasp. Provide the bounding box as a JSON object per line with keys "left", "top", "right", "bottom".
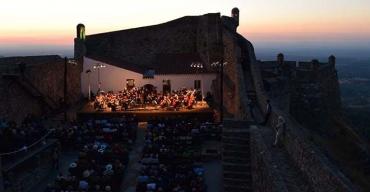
{"left": 231, "top": 7, "right": 239, "bottom": 27}
{"left": 329, "top": 55, "right": 336, "bottom": 67}
{"left": 74, "top": 23, "right": 86, "bottom": 72}
{"left": 312, "top": 59, "right": 320, "bottom": 71}
{"left": 277, "top": 53, "right": 284, "bottom": 65}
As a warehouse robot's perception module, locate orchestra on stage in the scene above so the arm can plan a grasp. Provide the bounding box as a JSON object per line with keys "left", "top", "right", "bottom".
{"left": 93, "top": 87, "right": 206, "bottom": 112}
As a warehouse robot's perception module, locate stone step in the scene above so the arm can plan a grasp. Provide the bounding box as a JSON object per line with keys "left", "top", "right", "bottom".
{"left": 222, "top": 133, "right": 250, "bottom": 140}
{"left": 223, "top": 149, "right": 250, "bottom": 156}
{"left": 223, "top": 163, "right": 250, "bottom": 172}
{"left": 223, "top": 138, "right": 250, "bottom": 145}
{"left": 223, "top": 121, "right": 250, "bottom": 129}
{"left": 222, "top": 154, "right": 250, "bottom": 161}
{"left": 222, "top": 132, "right": 250, "bottom": 138}
{"left": 223, "top": 141, "right": 249, "bottom": 147}
{"left": 224, "top": 171, "right": 251, "bottom": 179}
{"left": 224, "top": 184, "right": 252, "bottom": 192}
{"left": 223, "top": 157, "right": 250, "bottom": 164}
{"left": 224, "top": 178, "right": 251, "bottom": 187}
{"left": 223, "top": 144, "right": 249, "bottom": 151}
{"left": 223, "top": 162, "right": 250, "bottom": 166}
{"left": 223, "top": 151, "right": 250, "bottom": 158}
{"left": 223, "top": 156, "right": 250, "bottom": 162}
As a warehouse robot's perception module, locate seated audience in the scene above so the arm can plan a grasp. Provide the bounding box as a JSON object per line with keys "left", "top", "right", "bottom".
{"left": 136, "top": 119, "right": 207, "bottom": 192}
{"left": 0, "top": 114, "right": 47, "bottom": 154}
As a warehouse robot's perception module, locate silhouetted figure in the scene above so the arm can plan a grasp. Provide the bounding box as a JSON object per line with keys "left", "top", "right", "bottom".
{"left": 274, "top": 115, "right": 286, "bottom": 147}
{"left": 52, "top": 148, "right": 60, "bottom": 170}
{"left": 260, "top": 100, "right": 271, "bottom": 125}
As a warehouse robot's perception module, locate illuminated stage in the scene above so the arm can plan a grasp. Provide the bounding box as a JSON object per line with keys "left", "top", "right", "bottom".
{"left": 78, "top": 102, "right": 214, "bottom": 121}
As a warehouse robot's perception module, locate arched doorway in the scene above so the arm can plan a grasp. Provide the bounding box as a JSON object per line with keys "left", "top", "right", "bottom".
{"left": 162, "top": 80, "right": 171, "bottom": 94}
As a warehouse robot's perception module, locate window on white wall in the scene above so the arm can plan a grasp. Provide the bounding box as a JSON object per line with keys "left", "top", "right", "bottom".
{"left": 126, "top": 79, "right": 135, "bottom": 90}
{"left": 143, "top": 69, "right": 155, "bottom": 79}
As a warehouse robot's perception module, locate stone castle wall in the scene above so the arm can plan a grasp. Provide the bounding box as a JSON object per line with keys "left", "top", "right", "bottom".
{"left": 219, "top": 28, "right": 248, "bottom": 119}
{"left": 23, "top": 57, "right": 81, "bottom": 106}
{"left": 290, "top": 62, "right": 342, "bottom": 128}
{"left": 0, "top": 56, "right": 81, "bottom": 122}
{"left": 196, "top": 14, "right": 222, "bottom": 67}
{"left": 250, "top": 126, "right": 290, "bottom": 192}
{"left": 85, "top": 13, "right": 222, "bottom": 69}
{"left": 0, "top": 79, "right": 43, "bottom": 123}
{"left": 248, "top": 56, "right": 356, "bottom": 191}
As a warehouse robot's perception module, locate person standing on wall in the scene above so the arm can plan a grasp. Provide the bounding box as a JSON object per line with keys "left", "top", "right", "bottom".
{"left": 260, "top": 99, "right": 271, "bottom": 125}
{"left": 274, "top": 115, "right": 286, "bottom": 147}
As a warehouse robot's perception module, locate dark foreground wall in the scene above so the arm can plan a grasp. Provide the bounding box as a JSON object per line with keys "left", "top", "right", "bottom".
{"left": 0, "top": 78, "right": 43, "bottom": 122}
{"left": 0, "top": 55, "right": 81, "bottom": 122}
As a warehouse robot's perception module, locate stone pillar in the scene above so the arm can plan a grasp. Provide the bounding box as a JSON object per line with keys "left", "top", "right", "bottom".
{"left": 277, "top": 53, "right": 284, "bottom": 65}
{"left": 277, "top": 53, "right": 285, "bottom": 76}
{"left": 74, "top": 23, "right": 86, "bottom": 73}
{"left": 76, "top": 23, "right": 85, "bottom": 40}
{"left": 328, "top": 55, "right": 336, "bottom": 67}
{"left": 231, "top": 8, "right": 239, "bottom": 27}
{"left": 311, "top": 59, "right": 320, "bottom": 71}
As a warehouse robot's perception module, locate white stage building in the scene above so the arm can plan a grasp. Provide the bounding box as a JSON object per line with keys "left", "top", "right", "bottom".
{"left": 81, "top": 55, "right": 217, "bottom": 98}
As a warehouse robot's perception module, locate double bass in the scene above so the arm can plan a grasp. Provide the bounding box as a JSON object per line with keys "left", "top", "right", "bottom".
{"left": 187, "top": 90, "right": 196, "bottom": 109}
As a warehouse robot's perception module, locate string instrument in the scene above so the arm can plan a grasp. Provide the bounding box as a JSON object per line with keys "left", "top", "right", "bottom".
{"left": 171, "top": 94, "right": 179, "bottom": 107}
{"left": 187, "top": 90, "right": 196, "bottom": 108}
{"left": 160, "top": 96, "right": 168, "bottom": 108}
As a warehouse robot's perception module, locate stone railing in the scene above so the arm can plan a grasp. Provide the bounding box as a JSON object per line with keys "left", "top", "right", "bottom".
{"left": 248, "top": 56, "right": 357, "bottom": 192}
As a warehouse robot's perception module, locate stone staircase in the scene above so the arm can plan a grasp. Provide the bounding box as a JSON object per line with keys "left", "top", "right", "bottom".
{"left": 2, "top": 74, "right": 58, "bottom": 110}
{"left": 222, "top": 121, "right": 252, "bottom": 192}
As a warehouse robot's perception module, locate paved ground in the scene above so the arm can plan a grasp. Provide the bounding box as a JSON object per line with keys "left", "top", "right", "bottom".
{"left": 259, "top": 126, "right": 312, "bottom": 192}
{"left": 203, "top": 160, "right": 224, "bottom": 192}
{"left": 121, "top": 124, "right": 146, "bottom": 192}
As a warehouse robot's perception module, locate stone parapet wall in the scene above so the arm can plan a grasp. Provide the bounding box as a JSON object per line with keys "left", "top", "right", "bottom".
{"left": 219, "top": 28, "right": 249, "bottom": 119}
{"left": 290, "top": 62, "right": 341, "bottom": 128}
{"left": 85, "top": 13, "right": 222, "bottom": 69}
{"left": 281, "top": 117, "right": 355, "bottom": 191}
{"left": 250, "top": 126, "right": 289, "bottom": 192}
{"left": 0, "top": 79, "right": 43, "bottom": 123}
{"left": 24, "top": 57, "right": 81, "bottom": 106}
{"left": 248, "top": 58, "right": 356, "bottom": 191}
{"left": 0, "top": 55, "right": 81, "bottom": 122}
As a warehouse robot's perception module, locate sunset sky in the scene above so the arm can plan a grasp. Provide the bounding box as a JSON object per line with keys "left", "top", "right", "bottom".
{"left": 1, "top": 0, "right": 370, "bottom": 57}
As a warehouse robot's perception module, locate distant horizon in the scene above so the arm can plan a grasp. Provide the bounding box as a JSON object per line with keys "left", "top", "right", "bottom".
{"left": 1, "top": 42, "right": 369, "bottom": 61}
{"left": 1, "top": 0, "right": 369, "bottom": 60}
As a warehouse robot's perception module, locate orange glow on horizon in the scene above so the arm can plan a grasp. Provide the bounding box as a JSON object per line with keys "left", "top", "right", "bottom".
{"left": 0, "top": 35, "right": 73, "bottom": 46}
{"left": 1, "top": 0, "right": 369, "bottom": 47}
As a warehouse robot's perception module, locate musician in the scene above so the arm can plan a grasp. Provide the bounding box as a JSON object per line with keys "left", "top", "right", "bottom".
{"left": 93, "top": 87, "right": 202, "bottom": 111}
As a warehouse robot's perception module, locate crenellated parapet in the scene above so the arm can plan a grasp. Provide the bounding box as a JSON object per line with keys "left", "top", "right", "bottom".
{"left": 259, "top": 54, "right": 341, "bottom": 128}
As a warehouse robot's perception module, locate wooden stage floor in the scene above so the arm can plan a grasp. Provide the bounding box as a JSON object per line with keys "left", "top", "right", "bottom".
{"left": 77, "top": 103, "right": 215, "bottom": 121}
